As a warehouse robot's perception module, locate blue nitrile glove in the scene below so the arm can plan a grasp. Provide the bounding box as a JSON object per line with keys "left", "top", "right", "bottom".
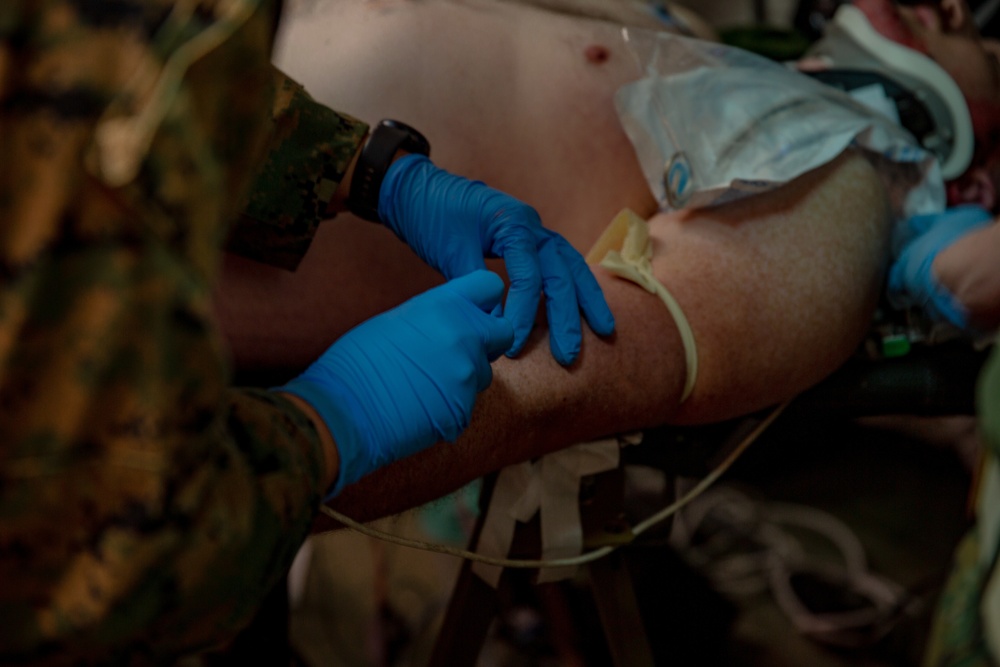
{"left": 378, "top": 154, "right": 615, "bottom": 366}
{"left": 887, "top": 204, "right": 994, "bottom": 330}
{"left": 279, "top": 270, "right": 514, "bottom": 498}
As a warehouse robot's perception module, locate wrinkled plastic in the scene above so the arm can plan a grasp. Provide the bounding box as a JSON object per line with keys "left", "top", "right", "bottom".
{"left": 613, "top": 28, "right": 944, "bottom": 232}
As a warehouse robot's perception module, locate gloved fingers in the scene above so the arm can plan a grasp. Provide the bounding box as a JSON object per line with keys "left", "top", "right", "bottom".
{"left": 434, "top": 231, "right": 489, "bottom": 281}
{"left": 887, "top": 207, "right": 992, "bottom": 331}
{"left": 381, "top": 156, "right": 496, "bottom": 280}
{"left": 907, "top": 204, "right": 993, "bottom": 245}
{"left": 535, "top": 237, "right": 583, "bottom": 366}
{"left": 472, "top": 346, "right": 498, "bottom": 394}
{"left": 278, "top": 269, "right": 516, "bottom": 497}
{"left": 889, "top": 241, "right": 971, "bottom": 330}
{"left": 494, "top": 236, "right": 544, "bottom": 358}
{"left": 444, "top": 270, "right": 516, "bottom": 362}
{"left": 482, "top": 315, "right": 516, "bottom": 363}
{"left": 444, "top": 268, "right": 507, "bottom": 312}
{"left": 554, "top": 235, "right": 616, "bottom": 337}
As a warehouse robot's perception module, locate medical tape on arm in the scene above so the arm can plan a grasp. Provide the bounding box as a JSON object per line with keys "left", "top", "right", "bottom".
{"left": 586, "top": 208, "right": 698, "bottom": 402}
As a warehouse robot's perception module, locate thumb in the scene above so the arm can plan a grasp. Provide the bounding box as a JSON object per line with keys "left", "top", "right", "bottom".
{"left": 445, "top": 269, "right": 508, "bottom": 313}
{"left": 446, "top": 270, "right": 515, "bottom": 361}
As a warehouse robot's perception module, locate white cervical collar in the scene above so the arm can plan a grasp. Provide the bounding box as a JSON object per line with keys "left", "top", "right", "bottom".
{"left": 807, "top": 4, "right": 974, "bottom": 179}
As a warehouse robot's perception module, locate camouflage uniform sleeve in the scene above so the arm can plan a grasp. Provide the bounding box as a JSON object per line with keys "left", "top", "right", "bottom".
{"left": 0, "top": 1, "right": 332, "bottom": 663}
{"left": 226, "top": 68, "right": 369, "bottom": 271}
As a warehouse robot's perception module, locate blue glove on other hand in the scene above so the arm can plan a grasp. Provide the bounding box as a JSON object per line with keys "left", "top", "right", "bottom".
{"left": 378, "top": 154, "right": 615, "bottom": 366}
{"left": 888, "top": 204, "right": 993, "bottom": 330}
{"left": 279, "top": 270, "right": 514, "bottom": 497}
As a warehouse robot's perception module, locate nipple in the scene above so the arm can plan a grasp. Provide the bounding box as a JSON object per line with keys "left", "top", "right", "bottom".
{"left": 584, "top": 44, "right": 610, "bottom": 64}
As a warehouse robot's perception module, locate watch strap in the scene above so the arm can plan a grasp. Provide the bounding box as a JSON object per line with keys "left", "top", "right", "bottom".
{"left": 348, "top": 120, "right": 431, "bottom": 222}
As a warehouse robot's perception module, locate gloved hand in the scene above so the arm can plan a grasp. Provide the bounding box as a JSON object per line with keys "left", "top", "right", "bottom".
{"left": 378, "top": 154, "right": 615, "bottom": 365}
{"left": 887, "top": 204, "right": 994, "bottom": 330}
{"left": 279, "top": 270, "right": 514, "bottom": 497}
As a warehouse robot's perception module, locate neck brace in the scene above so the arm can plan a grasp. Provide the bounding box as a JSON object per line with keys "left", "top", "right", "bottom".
{"left": 805, "top": 4, "right": 973, "bottom": 179}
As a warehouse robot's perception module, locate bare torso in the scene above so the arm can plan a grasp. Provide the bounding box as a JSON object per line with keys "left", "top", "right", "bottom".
{"left": 218, "top": 0, "right": 666, "bottom": 370}
{"left": 273, "top": 0, "right": 660, "bottom": 245}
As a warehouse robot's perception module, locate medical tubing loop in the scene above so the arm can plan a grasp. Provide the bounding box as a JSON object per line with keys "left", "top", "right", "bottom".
{"left": 319, "top": 401, "right": 789, "bottom": 569}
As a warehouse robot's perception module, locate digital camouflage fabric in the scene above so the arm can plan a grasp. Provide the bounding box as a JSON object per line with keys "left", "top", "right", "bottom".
{"left": 0, "top": 0, "right": 367, "bottom": 663}
{"left": 235, "top": 73, "right": 369, "bottom": 270}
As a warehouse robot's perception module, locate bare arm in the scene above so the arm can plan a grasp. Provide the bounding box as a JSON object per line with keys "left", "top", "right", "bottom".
{"left": 322, "top": 150, "right": 892, "bottom": 525}
{"left": 322, "top": 270, "right": 682, "bottom": 525}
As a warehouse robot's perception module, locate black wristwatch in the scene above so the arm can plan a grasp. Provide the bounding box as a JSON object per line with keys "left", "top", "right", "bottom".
{"left": 347, "top": 119, "right": 431, "bottom": 222}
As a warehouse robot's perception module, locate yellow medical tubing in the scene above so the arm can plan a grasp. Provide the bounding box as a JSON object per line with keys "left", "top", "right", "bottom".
{"left": 587, "top": 208, "right": 698, "bottom": 402}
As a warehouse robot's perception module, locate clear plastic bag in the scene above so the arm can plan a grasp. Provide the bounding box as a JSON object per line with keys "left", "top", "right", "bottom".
{"left": 613, "top": 27, "right": 943, "bottom": 222}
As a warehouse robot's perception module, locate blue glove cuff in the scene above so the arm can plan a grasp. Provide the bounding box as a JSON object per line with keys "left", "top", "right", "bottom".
{"left": 926, "top": 280, "right": 971, "bottom": 330}
{"left": 277, "top": 376, "right": 371, "bottom": 500}
{"left": 378, "top": 153, "right": 433, "bottom": 240}
{"left": 888, "top": 204, "right": 993, "bottom": 331}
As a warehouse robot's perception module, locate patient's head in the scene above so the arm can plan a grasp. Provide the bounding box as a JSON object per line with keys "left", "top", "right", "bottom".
{"left": 854, "top": 0, "right": 1000, "bottom": 208}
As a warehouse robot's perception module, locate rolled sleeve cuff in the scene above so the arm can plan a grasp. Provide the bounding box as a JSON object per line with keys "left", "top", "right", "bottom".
{"left": 230, "top": 72, "right": 368, "bottom": 270}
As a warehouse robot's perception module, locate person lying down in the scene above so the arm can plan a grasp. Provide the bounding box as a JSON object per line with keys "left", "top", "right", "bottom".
{"left": 212, "top": 0, "right": 999, "bottom": 522}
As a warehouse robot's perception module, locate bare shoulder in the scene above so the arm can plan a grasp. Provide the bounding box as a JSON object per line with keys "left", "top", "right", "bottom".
{"left": 644, "top": 150, "right": 893, "bottom": 422}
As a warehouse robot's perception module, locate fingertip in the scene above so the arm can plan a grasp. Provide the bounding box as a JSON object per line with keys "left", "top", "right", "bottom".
{"left": 483, "top": 309, "right": 517, "bottom": 362}
{"left": 549, "top": 334, "right": 579, "bottom": 367}
{"left": 452, "top": 269, "right": 507, "bottom": 311}
{"left": 502, "top": 285, "right": 541, "bottom": 346}
{"left": 559, "top": 247, "right": 616, "bottom": 337}
{"left": 446, "top": 256, "right": 491, "bottom": 282}
{"left": 501, "top": 317, "right": 517, "bottom": 352}
{"left": 475, "top": 358, "right": 496, "bottom": 394}
{"left": 543, "top": 304, "right": 581, "bottom": 366}
{"left": 587, "top": 305, "right": 616, "bottom": 337}
{"left": 503, "top": 335, "right": 525, "bottom": 362}
{"left": 506, "top": 326, "right": 528, "bottom": 358}
{"left": 470, "top": 268, "right": 506, "bottom": 292}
